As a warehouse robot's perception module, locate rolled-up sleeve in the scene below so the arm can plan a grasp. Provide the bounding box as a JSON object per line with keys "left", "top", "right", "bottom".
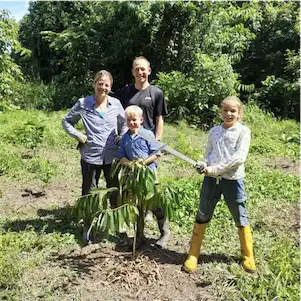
{"left": 204, "top": 129, "right": 214, "bottom": 164}
{"left": 62, "top": 99, "right": 83, "bottom": 140}
{"left": 148, "top": 138, "right": 160, "bottom": 156}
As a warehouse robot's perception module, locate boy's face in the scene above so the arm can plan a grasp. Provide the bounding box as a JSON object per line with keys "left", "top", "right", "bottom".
{"left": 132, "top": 59, "right": 151, "bottom": 85}
{"left": 221, "top": 100, "right": 241, "bottom": 128}
{"left": 126, "top": 113, "right": 143, "bottom": 133}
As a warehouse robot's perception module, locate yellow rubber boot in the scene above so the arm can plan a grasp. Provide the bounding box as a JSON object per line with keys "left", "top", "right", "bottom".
{"left": 238, "top": 225, "right": 257, "bottom": 273}
{"left": 183, "top": 223, "right": 206, "bottom": 272}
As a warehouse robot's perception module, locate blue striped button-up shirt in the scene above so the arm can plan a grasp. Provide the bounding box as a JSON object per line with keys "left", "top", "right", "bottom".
{"left": 62, "top": 95, "right": 127, "bottom": 165}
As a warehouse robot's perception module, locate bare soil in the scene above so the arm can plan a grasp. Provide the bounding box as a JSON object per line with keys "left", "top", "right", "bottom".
{"left": 0, "top": 180, "right": 216, "bottom": 301}
{"left": 1, "top": 155, "right": 299, "bottom": 301}
{"left": 266, "top": 157, "right": 300, "bottom": 175}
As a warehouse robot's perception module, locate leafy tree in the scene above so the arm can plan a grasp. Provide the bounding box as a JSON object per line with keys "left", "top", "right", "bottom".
{"left": 16, "top": 1, "right": 299, "bottom": 120}
{"left": 0, "top": 10, "right": 30, "bottom": 110}
{"left": 156, "top": 53, "right": 237, "bottom": 127}
{"left": 18, "top": 1, "right": 93, "bottom": 81}
{"left": 235, "top": 1, "right": 300, "bottom": 119}
{"left": 73, "top": 160, "right": 178, "bottom": 255}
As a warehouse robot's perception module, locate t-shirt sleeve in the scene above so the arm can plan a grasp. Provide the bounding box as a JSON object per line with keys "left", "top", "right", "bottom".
{"left": 113, "top": 85, "right": 132, "bottom": 109}
{"left": 113, "top": 86, "right": 126, "bottom": 106}
{"left": 148, "top": 138, "right": 160, "bottom": 156}
{"left": 154, "top": 87, "right": 168, "bottom": 117}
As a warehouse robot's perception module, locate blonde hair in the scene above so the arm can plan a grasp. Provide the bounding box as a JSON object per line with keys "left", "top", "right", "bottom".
{"left": 125, "top": 105, "right": 143, "bottom": 118}
{"left": 93, "top": 70, "right": 113, "bottom": 86}
{"left": 221, "top": 96, "right": 244, "bottom": 120}
{"left": 132, "top": 56, "right": 150, "bottom": 69}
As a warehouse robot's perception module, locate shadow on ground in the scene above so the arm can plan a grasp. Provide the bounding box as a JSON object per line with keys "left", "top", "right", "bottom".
{"left": 3, "top": 205, "right": 84, "bottom": 243}
{"left": 3, "top": 205, "right": 241, "bottom": 278}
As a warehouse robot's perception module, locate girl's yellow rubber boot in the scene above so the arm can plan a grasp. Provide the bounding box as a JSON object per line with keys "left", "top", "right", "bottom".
{"left": 183, "top": 223, "right": 206, "bottom": 272}
{"left": 238, "top": 225, "right": 257, "bottom": 273}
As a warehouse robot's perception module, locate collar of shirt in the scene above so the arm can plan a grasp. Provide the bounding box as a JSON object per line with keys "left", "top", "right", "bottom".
{"left": 221, "top": 122, "right": 241, "bottom": 131}
{"left": 91, "top": 95, "right": 112, "bottom": 110}
{"left": 127, "top": 126, "right": 153, "bottom": 140}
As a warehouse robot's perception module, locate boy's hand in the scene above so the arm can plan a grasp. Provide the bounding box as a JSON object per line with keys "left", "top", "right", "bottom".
{"left": 203, "top": 166, "right": 217, "bottom": 176}
{"left": 129, "top": 158, "right": 146, "bottom": 167}
{"left": 195, "top": 161, "right": 207, "bottom": 174}
{"left": 136, "top": 158, "right": 146, "bottom": 166}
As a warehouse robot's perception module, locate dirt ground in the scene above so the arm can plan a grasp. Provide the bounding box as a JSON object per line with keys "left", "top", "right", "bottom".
{"left": 1, "top": 156, "right": 299, "bottom": 301}
{"left": 266, "top": 156, "right": 300, "bottom": 175}
{"left": 1, "top": 180, "right": 218, "bottom": 301}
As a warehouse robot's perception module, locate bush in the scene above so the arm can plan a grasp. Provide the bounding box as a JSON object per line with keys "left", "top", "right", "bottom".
{"left": 155, "top": 53, "right": 237, "bottom": 127}
{"left": 13, "top": 81, "right": 56, "bottom": 110}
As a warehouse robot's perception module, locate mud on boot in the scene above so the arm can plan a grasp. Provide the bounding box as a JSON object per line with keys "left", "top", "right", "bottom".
{"left": 155, "top": 217, "right": 171, "bottom": 249}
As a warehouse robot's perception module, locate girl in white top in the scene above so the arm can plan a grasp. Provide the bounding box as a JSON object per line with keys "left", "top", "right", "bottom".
{"left": 183, "top": 96, "right": 256, "bottom": 273}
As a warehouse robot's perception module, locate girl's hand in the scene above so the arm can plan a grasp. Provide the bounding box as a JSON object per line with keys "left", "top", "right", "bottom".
{"left": 195, "top": 161, "right": 207, "bottom": 174}
{"left": 204, "top": 166, "right": 213, "bottom": 176}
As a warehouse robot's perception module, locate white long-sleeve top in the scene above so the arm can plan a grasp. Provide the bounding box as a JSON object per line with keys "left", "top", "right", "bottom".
{"left": 204, "top": 122, "right": 251, "bottom": 180}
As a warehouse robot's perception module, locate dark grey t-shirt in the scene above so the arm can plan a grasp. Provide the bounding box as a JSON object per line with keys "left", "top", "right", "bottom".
{"left": 115, "top": 84, "right": 168, "bottom": 133}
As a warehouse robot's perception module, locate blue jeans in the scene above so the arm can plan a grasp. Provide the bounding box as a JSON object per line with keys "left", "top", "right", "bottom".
{"left": 196, "top": 176, "right": 249, "bottom": 226}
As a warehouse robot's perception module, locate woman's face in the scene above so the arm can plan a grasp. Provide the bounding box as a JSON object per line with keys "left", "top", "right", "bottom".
{"left": 94, "top": 75, "right": 111, "bottom": 96}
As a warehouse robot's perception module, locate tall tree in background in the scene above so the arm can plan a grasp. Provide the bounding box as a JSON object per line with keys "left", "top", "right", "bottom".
{"left": 235, "top": 1, "right": 300, "bottom": 119}
{"left": 0, "top": 9, "right": 30, "bottom": 109}
{"left": 16, "top": 1, "right": 300, "bottom": 120}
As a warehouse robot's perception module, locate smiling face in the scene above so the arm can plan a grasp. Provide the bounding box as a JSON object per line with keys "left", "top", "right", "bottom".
{"left": 126, "top": 112, "right": 143, "bottom": 134}
{"left": 132, "top": 58, "right": 151, "bottom": 86}
{"left": 221, "top": 99, "right": 241, "bottom": 128}
{"left": 93, "top": 74, "right": 112, "bottom": 97}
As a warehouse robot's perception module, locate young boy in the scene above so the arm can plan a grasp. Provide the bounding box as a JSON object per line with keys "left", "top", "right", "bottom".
{"left": 183, "top": 96, "right": 256, "bottom": 273}
{"left": 116, "top": 105, "right": 171, "bottom": 248}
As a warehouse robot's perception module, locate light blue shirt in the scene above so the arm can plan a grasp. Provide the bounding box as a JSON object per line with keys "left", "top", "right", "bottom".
{"left": 62, "top": 95, "right": 127, "bottom": 165}
{"left": 116, "top": 127, "right": 159, "bottom": 170}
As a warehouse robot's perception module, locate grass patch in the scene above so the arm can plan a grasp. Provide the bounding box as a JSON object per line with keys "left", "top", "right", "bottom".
{"left": 0, "top": 103, "right": 299, "bottom": 300}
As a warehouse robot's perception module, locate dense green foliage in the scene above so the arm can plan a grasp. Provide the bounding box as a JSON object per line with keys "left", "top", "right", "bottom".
{"left": 0, "top": 1, "right": 299, "bottom": 122}
{"left": 73, "top": 160, "right": 178, "bottom": 254}
{"left": 0, "top": 10, "right": 30, "bottom": 110}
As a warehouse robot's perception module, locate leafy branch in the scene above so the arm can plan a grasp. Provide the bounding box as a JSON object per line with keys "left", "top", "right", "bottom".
{"left": 73, "top": 159, "right": 179, "bottom": 256}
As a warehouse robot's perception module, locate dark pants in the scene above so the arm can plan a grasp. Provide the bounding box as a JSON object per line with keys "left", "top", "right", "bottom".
{"left": 80, "top": 159, "right": 118, "bottom": 207}
{"left": 196, "top": 176, "right": 248, "bottom": 226}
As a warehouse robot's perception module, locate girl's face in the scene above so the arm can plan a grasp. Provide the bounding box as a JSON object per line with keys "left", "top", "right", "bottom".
{"left": 94, "top": 75, "right": 111, "bottom": 96}
{"left": 221, "top": 100, "right": 241, "bottom": 128}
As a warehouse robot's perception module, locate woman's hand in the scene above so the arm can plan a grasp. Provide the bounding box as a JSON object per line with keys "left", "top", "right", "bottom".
{"left": 78, "top": 133, "right": 87, "bottom": 144}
